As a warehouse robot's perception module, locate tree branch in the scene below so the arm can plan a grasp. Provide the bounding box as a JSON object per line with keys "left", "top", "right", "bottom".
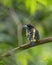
{"left": 0, "top": 37, "right": 52, "bottom": 59}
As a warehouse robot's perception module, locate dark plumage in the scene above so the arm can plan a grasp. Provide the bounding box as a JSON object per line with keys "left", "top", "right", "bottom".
{"left": 24, "top": 24, "right": 40, "bottom": 42}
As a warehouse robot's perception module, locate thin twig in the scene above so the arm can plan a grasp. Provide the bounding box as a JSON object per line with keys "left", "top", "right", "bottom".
{"left": 0, "top": 37, "right": 52, "bottom": 59}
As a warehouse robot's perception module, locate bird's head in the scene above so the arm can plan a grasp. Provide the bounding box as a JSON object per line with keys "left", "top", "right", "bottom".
{"left": 24, "top": 24, "right": 34, "bottom": 30}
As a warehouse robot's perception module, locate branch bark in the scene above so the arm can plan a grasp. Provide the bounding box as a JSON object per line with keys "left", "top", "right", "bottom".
{"left": 0, "top": 37, "right": 52, "bottom": 59}
{"left": 9, "top": 8, "right": 23, "bottom": 46}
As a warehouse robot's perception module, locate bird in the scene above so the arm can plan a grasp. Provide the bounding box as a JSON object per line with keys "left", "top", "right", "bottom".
{"left": 24, "top": 24, "right": 40, "bottom": 44}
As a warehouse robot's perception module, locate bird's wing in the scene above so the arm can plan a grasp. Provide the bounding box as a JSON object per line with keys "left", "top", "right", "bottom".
{"left": 35, "top": 30, "right": 40, "bottom": 41}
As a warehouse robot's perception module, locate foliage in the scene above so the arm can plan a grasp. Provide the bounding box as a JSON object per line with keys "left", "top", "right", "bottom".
{"left": 0, "top": 0, "right": 52, "bottom": 65}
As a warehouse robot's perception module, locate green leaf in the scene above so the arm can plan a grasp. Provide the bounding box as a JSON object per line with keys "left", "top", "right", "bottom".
{"left": 47, "top": 0, "right": 52, "bottom": 6}
{"left": 38, "top": 0, "right": 47, "bottom": 7}
{"left": 2, "top": 0, "right": 12, "bottom": 7}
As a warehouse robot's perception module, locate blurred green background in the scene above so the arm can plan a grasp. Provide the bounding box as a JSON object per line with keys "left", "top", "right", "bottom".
{"left": 0, "top": 0, "right": 52, "bottom": 65}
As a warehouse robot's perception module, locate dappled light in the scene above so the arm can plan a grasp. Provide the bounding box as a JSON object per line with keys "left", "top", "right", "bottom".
{"left": 0, "top": 0, "right": 52, "bottom": 65}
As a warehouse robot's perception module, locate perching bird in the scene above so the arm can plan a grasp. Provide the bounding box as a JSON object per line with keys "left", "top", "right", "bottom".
{"left": 24, "top": 24, "right": 40, "bottom": 43}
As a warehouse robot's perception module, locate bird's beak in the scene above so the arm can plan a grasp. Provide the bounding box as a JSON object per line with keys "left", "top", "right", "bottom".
{"left": 23, "top": 25, "right": 28, "bottom": 29}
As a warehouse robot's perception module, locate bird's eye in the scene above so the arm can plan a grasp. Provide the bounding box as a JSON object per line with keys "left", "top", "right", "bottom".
{"left": 30, "top": 32, "right": 32, "bottom": 34}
